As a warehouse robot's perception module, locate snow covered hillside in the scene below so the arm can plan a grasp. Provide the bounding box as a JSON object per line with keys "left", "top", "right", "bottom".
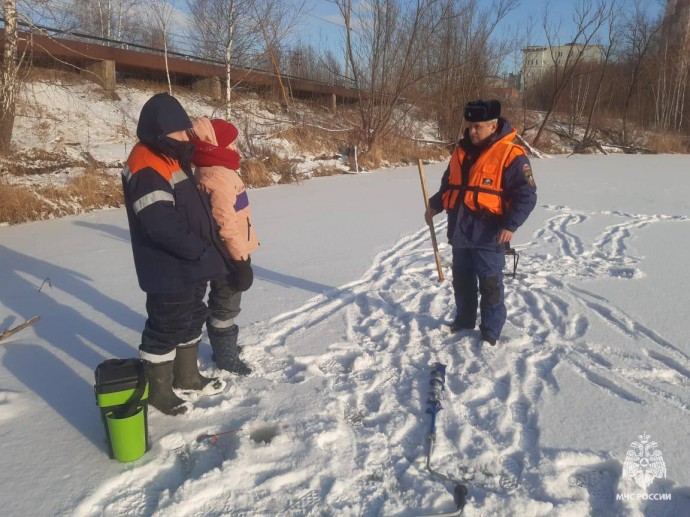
{"left": 1, "top": 155, "right": 690, "bottom": 516}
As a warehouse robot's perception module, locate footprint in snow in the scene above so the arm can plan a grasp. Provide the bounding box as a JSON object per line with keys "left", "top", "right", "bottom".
{"left": 510, "top": 399, "right": 530, "bottom": 425}
{"left": 287, "top": 489, "right": 321, "bottom": 516}
{"left": 569, "top": 464, "right": 620, "bottom": 511}
{"left": 0, "top": 390, "right": 21, "bottom": 422}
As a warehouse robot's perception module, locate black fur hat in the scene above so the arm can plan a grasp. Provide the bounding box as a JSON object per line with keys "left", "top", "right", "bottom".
{"left": 464, "top": 99, "right": 501, "bottom": 122}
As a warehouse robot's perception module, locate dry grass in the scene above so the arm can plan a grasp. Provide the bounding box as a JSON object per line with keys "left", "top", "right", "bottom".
{"left": 354, "top": 136, "right": 447, "bottom": 171}
{"left": 267, "top": 153, "right": 301, "bottom": 184}
{"left": 0, "top": 149, "right": 80, "bottom": 176}
{"left": 23, "top": 66, "right": 85, "bottom": 85}
{"left": 648, "top": 132, "right": 689, "bottom": 154}
{"left": 357, "top": 145, "right": 383, "bottom": 170}
{"left": 280, "top": 126, "right": 349, "bottom": 155}
{"left": 247, "top": 145, "right": 303, "bottom": 185}
{"left": 384, "top": 135, "right": 447, "bottom": 164}
{"left": 311, "top": 166, "right": 344, "bottom": 177}
{"left": 240, "top": 159, "right": 274, "bottom": 187}
{"left": 60, "top": 169, "right": 123, "bottom": 210}
{"left": 0, "top": 170, "right": 122, "bottom": 225}
{"left": 0, "top": 184, "right": 53, "bottom": 224}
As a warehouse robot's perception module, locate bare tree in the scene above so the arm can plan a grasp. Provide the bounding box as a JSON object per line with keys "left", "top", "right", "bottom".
{"left": 427, "top": 0, "right": 518, "bottom": 141}
{"left": 652, "top": 38, "right": 689, "bottom": 133}
{"left": 146, "top": 0, "right": 175, "bottom": 94}
{"left": 532, "top": 0, "right": 611, "bottom": 147}
{"left": 620, "top": 0, "right": 662, "bottom": 143}
{"left": 1, "top": 0, "right": 20, "bottom": 154}
{"left": 250, "top": 0, "right": 307, "bottom": 108}
{"left": 187, "top": 0, "right": 260, "bottom": 114}
{"left": 285, "top": 43, "right": 343, "bottom": 84}
{"left": 65, "top": 0, "right": 140, "bottom": 41}
{"left": 338, "top": 0, "right": 353, "bottom": 81}
{"left": 332, "top": 0, "right": 517, "bottom": 156}
{"left": 581, "top": 3, "right": 619, "bottom": 145}
{"left": 18, "top": 0, "right": 72, "bottom": 30}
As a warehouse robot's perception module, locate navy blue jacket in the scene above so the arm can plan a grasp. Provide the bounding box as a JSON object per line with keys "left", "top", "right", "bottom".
{"left": 429, "top": 118, "right": 537, "bottom": 251}
{"left": 122, "top": 93, "right": 225, "bottom": 294}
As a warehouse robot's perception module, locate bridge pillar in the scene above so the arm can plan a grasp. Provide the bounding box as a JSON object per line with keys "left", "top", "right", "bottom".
{"left": 84, "top": 60, "right": 116, "bottom": 96}
{"left": 331, "top": 93, "right": 337, "bottom": 111}
{"left": 193, "top": 77, "right": 222, "bottom": 100}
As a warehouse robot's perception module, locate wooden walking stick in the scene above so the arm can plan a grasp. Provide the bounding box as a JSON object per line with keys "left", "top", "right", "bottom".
{"left": 417, "top": 159, "right": 444, "bottom": 282}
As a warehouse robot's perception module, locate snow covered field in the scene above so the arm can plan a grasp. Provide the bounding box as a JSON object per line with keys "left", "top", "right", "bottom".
{"left": 1, "top": 155, "right": 690, "bottom": 516}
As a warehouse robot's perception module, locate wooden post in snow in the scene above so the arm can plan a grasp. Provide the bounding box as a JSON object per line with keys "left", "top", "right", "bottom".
{"left": 417, "top": 159, "right": 444, "bottom": 282}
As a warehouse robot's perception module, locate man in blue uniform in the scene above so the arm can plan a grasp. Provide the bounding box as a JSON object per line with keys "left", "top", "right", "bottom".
{"left": 426, "top": 100, "right": 537, "bottom": 345}
{"left": 122, "top": 93, "right": 227, "bottom": 415}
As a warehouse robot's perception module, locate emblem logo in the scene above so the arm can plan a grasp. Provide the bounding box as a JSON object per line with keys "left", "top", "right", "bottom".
{"left": 522, "top": 163, "right": 536, "bottom": 188}
{"left": 482, "top": 178, "right": 493, "bottom": 186}
{"left": 622, "top": 433, "right": 666, "bottom": 490}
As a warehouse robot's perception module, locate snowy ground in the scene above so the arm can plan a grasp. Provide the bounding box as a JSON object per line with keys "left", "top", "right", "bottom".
{"left": 1, "top": 155, "right": 690, "bottom": 516}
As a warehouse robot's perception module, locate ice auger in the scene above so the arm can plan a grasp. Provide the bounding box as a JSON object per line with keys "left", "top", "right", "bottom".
{"left": 423, "top": 362, "right": 468, "bottom": 515}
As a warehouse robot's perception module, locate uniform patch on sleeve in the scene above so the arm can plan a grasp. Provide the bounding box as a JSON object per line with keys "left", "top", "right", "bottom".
{"left": 522, "top": 163, "right": 536, "bottom": 188}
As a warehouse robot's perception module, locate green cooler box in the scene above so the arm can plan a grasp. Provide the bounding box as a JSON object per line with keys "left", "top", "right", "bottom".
{"left": 94, "top": 358, "right": 150, "bottom": 462}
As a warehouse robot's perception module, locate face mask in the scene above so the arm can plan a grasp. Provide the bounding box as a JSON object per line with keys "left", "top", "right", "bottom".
{"left": 156, "top": 136, "right": 196, "bottom": 166}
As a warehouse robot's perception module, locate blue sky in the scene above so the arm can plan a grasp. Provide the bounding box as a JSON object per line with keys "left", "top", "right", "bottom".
{"left": 155, "top": 0, "right": 665, "bottom": 73}
{"left": 297, "top": 0, "right": 665, "bottom": 72}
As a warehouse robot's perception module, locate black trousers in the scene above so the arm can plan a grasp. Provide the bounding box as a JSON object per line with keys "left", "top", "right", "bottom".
{"left": 139, "top": 281, "right": 208, "bottom": 361}
{"left": 207, "top": 274, "right": 243, "bottom": 329}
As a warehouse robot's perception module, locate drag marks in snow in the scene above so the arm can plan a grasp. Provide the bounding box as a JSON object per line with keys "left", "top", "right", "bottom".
{"left": 511, "top": 208, "right": 690, "bottom": 413}
{"left": 75, "top": 206, "right": 690, "bottom": 515}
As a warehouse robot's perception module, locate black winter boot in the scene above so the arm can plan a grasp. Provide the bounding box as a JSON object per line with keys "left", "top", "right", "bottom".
{"left": 208, "top": 324, "right": 252, "bottom": 376}
{"left": 143, "top": 360, "right": 188, "bottom": 416}
{"left": 173, "top": 341, "right": 225, "bottom": 394}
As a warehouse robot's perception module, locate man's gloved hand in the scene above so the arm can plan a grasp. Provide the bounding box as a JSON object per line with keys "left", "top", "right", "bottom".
{"left": 231, "top": 257, "right": 254, "bottom": 291}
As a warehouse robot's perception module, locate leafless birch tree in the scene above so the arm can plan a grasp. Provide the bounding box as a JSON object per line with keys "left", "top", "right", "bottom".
{"left": 652, "top": 39, "right": 689, "bottom": 133}
{"left": 187, "top": 0, "right": 260, "bottom": 114}
{"left": 1, "top": 0, "right": 20, "bottom": 154}
{"left": 146, "top": 0, "right": 175, "bottom": 94}
{"left": 68, "top": 0, "right": 140, "bottom": 42}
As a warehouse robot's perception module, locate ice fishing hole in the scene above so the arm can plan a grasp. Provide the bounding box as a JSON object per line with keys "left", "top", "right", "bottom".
{"left": 250, "top": 425, "right": 280, "bottom": 444}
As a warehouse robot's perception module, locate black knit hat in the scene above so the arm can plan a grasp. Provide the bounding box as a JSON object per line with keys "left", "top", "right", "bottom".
{"left": 464, "top": 100, "right": 501, "bottom": 122}
{"left": 136, "top": 93, "right": 192, "bottom": 146}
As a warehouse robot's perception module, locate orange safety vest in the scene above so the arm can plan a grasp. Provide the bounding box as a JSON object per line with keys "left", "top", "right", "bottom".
{"left": 442, "top": 129, "right": 525, "bottom": 217}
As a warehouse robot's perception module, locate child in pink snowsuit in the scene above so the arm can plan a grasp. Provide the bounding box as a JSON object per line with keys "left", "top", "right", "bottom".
{"left": 190, "top": 117, "right": 259, "bottom": 375}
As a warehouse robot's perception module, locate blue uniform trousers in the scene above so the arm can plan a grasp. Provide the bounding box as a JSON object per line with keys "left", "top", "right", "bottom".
{"left": 451, "top": 247, "right": 506, "bottom": 341}
{"left": 140, "top": 280, "right": 208, "bottom": 360}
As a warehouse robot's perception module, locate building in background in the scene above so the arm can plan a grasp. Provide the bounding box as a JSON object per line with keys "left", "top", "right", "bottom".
{"left": 521, "top": 43, "right": 604, "bottom": 89}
